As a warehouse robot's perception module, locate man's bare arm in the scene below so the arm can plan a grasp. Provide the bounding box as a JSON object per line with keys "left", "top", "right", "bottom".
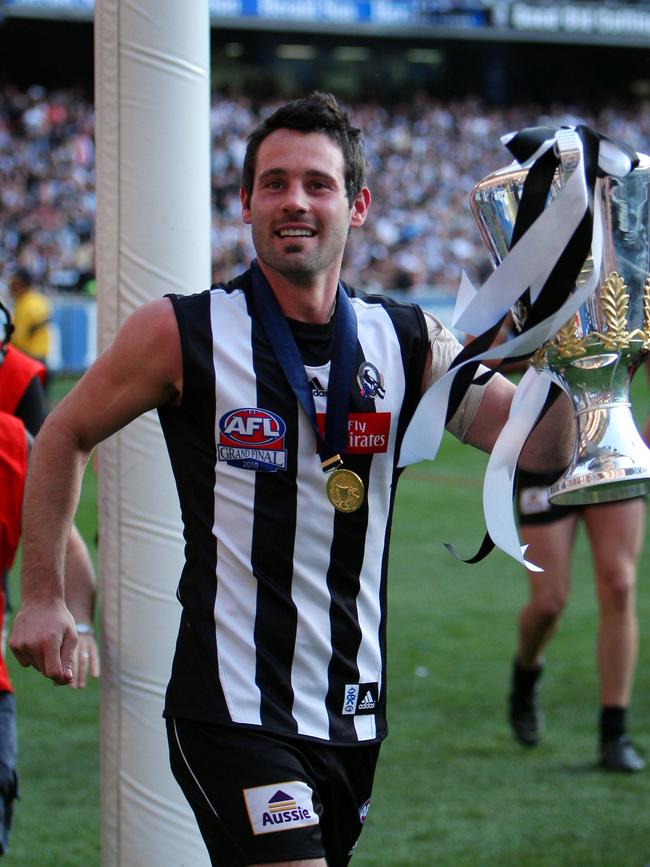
{"left": 9, "top": 297, "right": 182, "bottom": 684}
{"left": 464, "top": 374, "right": 575, "bottom": 472}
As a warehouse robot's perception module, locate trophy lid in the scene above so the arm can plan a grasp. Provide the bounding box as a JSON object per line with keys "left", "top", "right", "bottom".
{"left": 469, "top": 149, "right": 650, "bottom": 268}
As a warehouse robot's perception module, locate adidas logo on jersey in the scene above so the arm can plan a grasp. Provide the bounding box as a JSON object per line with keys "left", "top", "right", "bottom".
{"left": 358, "top": 690, "right": 376, "bottom": 711}
{"left": 309, "top": 377, "right": 327, "bottom": 397}
{"left": 341, "top": 682, "right": 379, "bottom": 716}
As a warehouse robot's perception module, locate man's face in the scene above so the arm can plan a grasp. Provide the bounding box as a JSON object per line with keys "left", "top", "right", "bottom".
{"left": 240, "top": 129, "right": 369, "bottom": 284}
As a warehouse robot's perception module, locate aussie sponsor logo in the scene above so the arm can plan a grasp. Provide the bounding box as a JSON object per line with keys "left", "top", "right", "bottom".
{"left": 341, "top": 682, "right": 379, "bottom": 716}
{"left": 217, "top": 407, "right": 287, "bottom": 472}
{"left": 316, "top": 412, "right": 390, "bottom": 454}
{"left": 243, "top": 782, "right": 319, "bottom": 836}
{"left": 357, "top": 362, "right": 385, "bottom": 400}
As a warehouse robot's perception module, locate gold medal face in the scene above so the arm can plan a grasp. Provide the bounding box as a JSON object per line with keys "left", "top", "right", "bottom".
{"left": 326, "top": 468, "right": 365, "bottom": 513}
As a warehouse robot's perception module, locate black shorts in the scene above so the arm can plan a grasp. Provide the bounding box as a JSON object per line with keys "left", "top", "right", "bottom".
{"left": 166, "top": 717, "right": 381, "bottom": 867}
{"left": 517, "top": 469, "right": 580, "bottom": 526}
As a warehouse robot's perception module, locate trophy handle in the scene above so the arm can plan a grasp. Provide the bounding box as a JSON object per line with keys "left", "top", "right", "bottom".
{"left": 554, "top": 128, "right": 582, "bottom": 179}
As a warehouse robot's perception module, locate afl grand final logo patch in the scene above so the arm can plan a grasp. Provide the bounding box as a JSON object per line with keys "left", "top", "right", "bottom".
{"left": 218, "top": 407, "right": 287, "bottom": 472}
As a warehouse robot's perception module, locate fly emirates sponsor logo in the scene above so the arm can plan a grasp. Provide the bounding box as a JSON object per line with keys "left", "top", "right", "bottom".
{"left": 316, "top": 412, "right": 391, "bottom": 454}
{"left": 243, "top": 782, "right": 319, "bottom": 836}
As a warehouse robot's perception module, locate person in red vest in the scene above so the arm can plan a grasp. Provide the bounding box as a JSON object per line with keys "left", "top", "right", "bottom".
{"left": 0, "top": 411, "right": 28, "bottom": 854}
{"left": 0, "top": 304, "right": 47, "bottom": 432}
{"left": 0, "top": 299, "right": 98, "bottom": 685}
{"left": 0, "top": 302, "right": 98, "bottom": 855}
{"left": 0, "top": 414, "right": 26, "bottom": 574}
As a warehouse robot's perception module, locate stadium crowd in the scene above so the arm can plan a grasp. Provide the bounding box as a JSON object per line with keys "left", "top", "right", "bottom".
{"left": 3, "top": 82, "right": 650, "bottom": 297}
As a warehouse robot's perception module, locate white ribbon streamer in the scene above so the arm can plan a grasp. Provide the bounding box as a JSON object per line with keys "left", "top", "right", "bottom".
{"left": 397, "top": 194, "right": 601, "bottom": 469}
{"left": 397, "top": 124, "right": 618, "bottom": 566}
{"left": 481, "top": 367, "right": 552, "bottom": 571}
{"left": 452, "top": 148, "right": 588, "bottom": 335}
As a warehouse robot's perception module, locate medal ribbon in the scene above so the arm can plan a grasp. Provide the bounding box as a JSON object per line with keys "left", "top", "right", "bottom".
{"left": 250, "top": 260, "right": 358, "bottom": 470}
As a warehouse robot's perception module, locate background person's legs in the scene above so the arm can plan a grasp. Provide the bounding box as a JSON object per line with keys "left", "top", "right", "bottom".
{"left": 0, "top": 692, "right": 18, "bottom": 855}
{"left": 584, "top": 498, "right": 646, "bottom": 771}
{"left": 509, "top": 514, "right": 578, "bottom": 746}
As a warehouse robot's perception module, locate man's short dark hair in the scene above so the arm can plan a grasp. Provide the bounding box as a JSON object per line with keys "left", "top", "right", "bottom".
{"left": 242, "top": 92, "right": 367, "bottom": 205}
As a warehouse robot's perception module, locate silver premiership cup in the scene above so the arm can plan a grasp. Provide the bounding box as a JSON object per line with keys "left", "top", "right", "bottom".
{"left": 470, "top": 135, "right": 650, "bottom": 505}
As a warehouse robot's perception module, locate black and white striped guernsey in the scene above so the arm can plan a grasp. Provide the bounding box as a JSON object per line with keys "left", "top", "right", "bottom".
{"left": 159, "top": 268, "right": 430, "bottom": 745}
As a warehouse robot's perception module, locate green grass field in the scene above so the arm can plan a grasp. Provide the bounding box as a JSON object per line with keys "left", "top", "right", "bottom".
{"left": 6, "top": 373, "right": 650, "bottom": 866}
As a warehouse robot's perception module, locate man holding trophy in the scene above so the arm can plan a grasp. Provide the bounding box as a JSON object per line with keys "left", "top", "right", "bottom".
{"left": 9, "top": 93, "right": 581, "bottom": 867}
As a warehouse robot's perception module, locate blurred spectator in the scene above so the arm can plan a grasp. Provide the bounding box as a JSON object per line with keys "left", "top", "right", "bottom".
{"left": 7, "top": 268, "right": 50, "bottom": 365}
{"left": 2, "top": 83, "right": 650, "bottom": 299}
{"left": 0, "top": 84, "right": 96, "bottom": 295}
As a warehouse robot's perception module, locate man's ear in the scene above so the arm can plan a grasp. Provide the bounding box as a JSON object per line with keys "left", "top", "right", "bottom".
{"left": 240, "top": 187, "right": 251, "bottom": 225}
{"left": 350, "top": 187, "right": 371, "bottom": 228}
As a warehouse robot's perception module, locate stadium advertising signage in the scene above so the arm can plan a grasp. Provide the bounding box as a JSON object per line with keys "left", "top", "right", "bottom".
{"left": 213, "top": 0, "right": 650, "bottom": 38}
{"left": 4, "top": 0, "right": 650, "bottom": 43}
{"left": 210, "top": 0, "right": 488, "bottom": 26}
{"left": 3, "top": 0, "right": 93, "bottom": 10}
{"left": 501, "top": 1, "right": 650, "bottom": 40}
{"left": 2, "top": 0, "right": 487, "bottom": 26}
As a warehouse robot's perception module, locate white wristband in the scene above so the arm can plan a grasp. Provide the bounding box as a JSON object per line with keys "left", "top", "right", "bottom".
{"left": 75, "top": 622, "right": 94, "bottom": 635}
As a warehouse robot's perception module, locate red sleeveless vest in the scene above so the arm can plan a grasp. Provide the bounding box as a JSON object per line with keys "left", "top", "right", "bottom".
{"left": 0, "top": 412, "right": 28, "bottom": 692}
{"left": 0, "top": 345, "right": 46, "bottom": 414}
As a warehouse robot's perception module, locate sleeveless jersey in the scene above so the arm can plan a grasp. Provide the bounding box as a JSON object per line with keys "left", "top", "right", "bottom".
{"left": 159, "top": 270, "right": 429, "bottom": 744}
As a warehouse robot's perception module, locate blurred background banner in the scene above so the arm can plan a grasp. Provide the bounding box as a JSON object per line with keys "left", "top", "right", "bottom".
{"left": 5, "top": 0, "right": 650, "bottom": 44}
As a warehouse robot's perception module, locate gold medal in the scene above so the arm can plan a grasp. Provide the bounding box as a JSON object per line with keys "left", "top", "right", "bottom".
{"left": 326, "top": 467, "right": 365, "bottom": 513}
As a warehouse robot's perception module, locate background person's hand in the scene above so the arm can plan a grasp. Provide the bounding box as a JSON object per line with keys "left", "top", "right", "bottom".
{"left": 69, "top": 632, "right": 100, "bottom": 689}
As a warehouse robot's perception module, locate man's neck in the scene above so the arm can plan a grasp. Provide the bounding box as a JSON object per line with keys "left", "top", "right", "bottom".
{"left": 255, "top": 261, "right": 339, "bottom": 324}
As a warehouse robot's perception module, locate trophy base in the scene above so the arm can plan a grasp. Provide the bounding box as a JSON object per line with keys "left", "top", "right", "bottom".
{"left": 547, "top": 395, "right": 650, "bottom": 506}
{"left": 549, "top": 467, "right": 650, "bottom": 506}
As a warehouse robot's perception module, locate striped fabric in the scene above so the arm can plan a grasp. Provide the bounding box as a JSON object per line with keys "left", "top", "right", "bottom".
{"left": 160, "top": 269, "right": 436, "bottom": 744}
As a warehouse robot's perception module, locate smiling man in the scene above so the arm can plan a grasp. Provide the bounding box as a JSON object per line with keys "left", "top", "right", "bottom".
{"left": 9, "top": 92, "right": 574, "bottom": 867}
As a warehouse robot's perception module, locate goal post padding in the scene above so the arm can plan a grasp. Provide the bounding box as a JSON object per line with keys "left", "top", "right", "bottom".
{"left": 94, "top": 2, "right": 211, "bottom": 863}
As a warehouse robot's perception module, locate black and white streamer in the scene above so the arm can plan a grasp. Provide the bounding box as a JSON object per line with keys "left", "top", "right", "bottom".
{"left": 398, "top": 125, "right": 639, "bottom": 569}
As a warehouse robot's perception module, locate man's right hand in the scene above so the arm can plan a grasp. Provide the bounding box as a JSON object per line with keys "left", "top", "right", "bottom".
{"left": 9, "top": 599, "right": 78, "bottom": 686}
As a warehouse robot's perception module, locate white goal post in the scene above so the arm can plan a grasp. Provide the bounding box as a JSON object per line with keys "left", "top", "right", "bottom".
{"left": 94, "top": 2, "right": 211, "bottom": 863}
